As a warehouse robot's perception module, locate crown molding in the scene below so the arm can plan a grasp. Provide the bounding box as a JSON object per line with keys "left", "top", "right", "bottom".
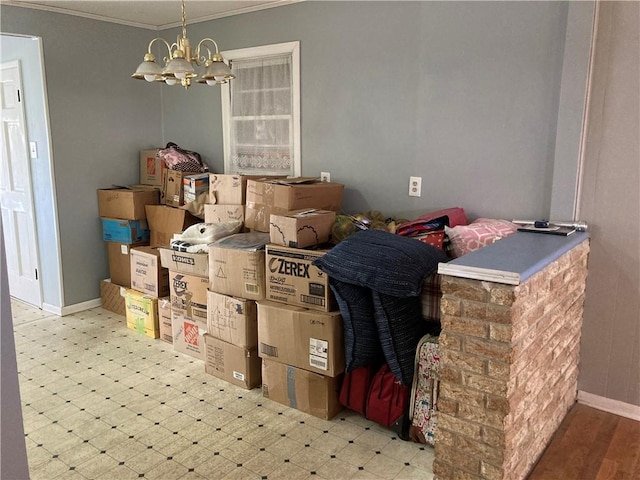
{"left": 2, "top": 0, "right": 302, "bottom": 31}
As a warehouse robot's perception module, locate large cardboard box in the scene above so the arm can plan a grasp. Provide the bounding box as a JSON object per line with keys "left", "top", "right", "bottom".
{"left": 204, "top": 204, "right": 244, "bottom": 225}
{"left": 106, "top": 241, "right": 148, "bottom": 287}
{"left": 130, "top": 246, "right": 170, "bottom": 297}
{"left": 159, "top": 248, "right": 208, "bottom": 277}
{"left": 207, "top": 291, "right": 257, "bottom": 348}
{"left": 257, "top": 301, "right": 344, "bottom": 377}
{"left": 209, "top": 233, "right": 269, "bottom": 301}
{"left": 145, "top": 205, "right": 200, "bottom": 247}
{"left": 102, "top": 218, "right": 150, "bottom": 244}
{"left": 164, "top": 170, "right": 200, "bottom": 207}
{"left": 124, "top": 289, "right": 159, "bottom": 338}
{"left": 172, "top": 310, "right": 207, "bottom": 360}
{"left": 139, "top": 149, "right": 164, "bottom": 186}
{"left": 98, "top": 187, "right": 159, "bottom": 220}
{"left": 269, "top": 209, "right": 336, "bottom": 248}
{"left": 204, "top": 334, "right": 261, "bottom": 389}
{"left": 169, "top": 270, "right": 208, "bottom": 322}
{"left": 158, "top": 297, "right": 172, "bottom": 344}
{"left": 100, "top": 279, "right": 126, "bottom": 316}
{"left": 208, "top": 174, "right": 247, "bottom": 205}
{"left": 261, "top": 359, "right": 342, "bottom": 420}
{"left": 245, "top": 178, "right": 344, "bottom": 232}
{"left": 265, "top": 245, "right": 335, "bottom": 312}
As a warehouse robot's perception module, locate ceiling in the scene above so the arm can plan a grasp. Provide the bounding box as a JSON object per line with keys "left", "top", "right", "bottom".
{"left": 3, "top": 0, "right": 300, "bottom": 30}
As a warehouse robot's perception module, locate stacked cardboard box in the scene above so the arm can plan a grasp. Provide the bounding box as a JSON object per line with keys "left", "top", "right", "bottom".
{"left": 98, "top": 186, "right": 159, "bottom": 315}
{"left": 201, "top": 174, "right": 270, "bottom": 389}
{"left": 258, "top": 243, "right": 345, "bottom": 419}
{"left": 121, "top": 244, "right": 171, "bottom": 339}
{"left": 161, "top": 249, "right": 210, "bottom": 359}
{"left": 247, "top": 178, "right": 345, "bottom": 419}
{"left": 245, "top": 177, "right": 344, "bottom": 232}
{"left": 205, "top": 232, "right": 268, "bottom": 389}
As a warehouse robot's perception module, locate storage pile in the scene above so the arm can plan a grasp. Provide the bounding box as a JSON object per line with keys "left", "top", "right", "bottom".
{"left": 98, "top": 148, "right": 347, "bottom": 420}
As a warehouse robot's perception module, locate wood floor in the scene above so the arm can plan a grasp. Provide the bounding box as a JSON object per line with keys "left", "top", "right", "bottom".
{"left": 528, "top": 403, "right": 640, "bottom": 480}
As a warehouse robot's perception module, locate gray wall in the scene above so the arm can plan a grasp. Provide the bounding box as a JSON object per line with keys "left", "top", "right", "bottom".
{"left": 579, "top": 1, "right": 639, "bottom": 407}
{"left": 1, "top": 1, "right": 592, "bottom": 306}
{"left": 0, "top": 34, "right": 62, "bottom": 309}
{"left": 162, "top": 1, "right": 587, "bottom": 222}
{"left": 1, "top": 5, "right": 164, "bottom": 306}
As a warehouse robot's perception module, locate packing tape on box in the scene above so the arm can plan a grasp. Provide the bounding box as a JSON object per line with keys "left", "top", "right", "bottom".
{"left": 287, "top": 365, "right": 297, "bottom": 409}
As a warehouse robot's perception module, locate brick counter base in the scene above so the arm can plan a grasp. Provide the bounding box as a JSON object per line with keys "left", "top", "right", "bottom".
{"left": 434, "top": 239, "right": 589, "bottom": 480}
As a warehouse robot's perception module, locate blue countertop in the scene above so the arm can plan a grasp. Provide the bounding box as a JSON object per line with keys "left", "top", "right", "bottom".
{"left": 437, "top": 231, "right": 589, "bottom": 285}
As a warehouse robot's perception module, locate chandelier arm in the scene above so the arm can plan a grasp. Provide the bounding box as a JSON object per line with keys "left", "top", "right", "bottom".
{"left": 147, "top": 37, "right": 174, "bottom": 57}
{"left": 196, "top": 38, "right": 221, "bottom": 57}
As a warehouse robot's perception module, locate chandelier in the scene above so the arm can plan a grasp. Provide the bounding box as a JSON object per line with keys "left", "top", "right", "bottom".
{"left": 131, "top": 0, "right": 235, "bottom": 89}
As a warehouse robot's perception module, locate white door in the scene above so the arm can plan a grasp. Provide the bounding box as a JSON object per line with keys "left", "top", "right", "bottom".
{"left": 0, "top": 61, "right": 42, "bottom": 307}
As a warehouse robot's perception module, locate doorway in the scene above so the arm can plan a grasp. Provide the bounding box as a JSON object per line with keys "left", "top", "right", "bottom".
{"left": 0, "top": 60, "right": 42, "bottom": 307}
{"left": 0, "top": 33, "right": 63, "bottom": 312}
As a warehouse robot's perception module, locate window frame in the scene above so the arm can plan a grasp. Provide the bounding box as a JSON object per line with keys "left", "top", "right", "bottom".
{"left": 221, "top": 41, "right": 301, "bottom": 176}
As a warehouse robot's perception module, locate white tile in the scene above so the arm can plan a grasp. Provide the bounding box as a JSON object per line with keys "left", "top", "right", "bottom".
{"left": 74, "top": 451, "right": 121, "bottom": 478}
{"left": 144, "top": 459, "right": 190, "bottom": 480}
{"left": 16, "top": 302, "right": 435, "bottom": 480}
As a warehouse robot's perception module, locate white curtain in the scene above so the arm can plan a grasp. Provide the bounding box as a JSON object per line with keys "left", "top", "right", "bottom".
{"left": 229, "top": 54, "right": 293, "bottom": 175}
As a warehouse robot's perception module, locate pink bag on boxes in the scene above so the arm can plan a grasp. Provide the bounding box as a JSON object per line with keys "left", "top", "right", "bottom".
{"left": 158, "top": 142, "right": 208, "bottom": 173}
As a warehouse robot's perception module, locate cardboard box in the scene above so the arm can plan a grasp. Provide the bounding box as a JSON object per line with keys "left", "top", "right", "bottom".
{"left": 183, "top": 173, "right": 210, "bottom": 204}
{"left": 261, "top": 359, "right": 342, "bottom": 420}
{"left": 124, "top": 289, "right": 159, "bottom": 338}
{"left": 158, "top": 297, "right": 172, "bottom": 344}
{"left": 265, "top": 245, "right": 335, "bottom": 312}
{"left": 100, "top": 278, "right": 126, "bottom": 316}
{"left": 130, "top": 246, "right": 170, "bottom": 297}
{"left": 172, "top": 310, "right": 207, "bottom": 360}
{"left": 269, "top": 209, "right": 336, "bottom": 248}
{"left": 204, "top": 204, "right": 244, "bottom": 225}
{"left": 209, "top": 233, "right": 269, "bottom": 301}
{"left": 106, "top": 241, "right": 148, "bottom": 288}
{"left": 159, "top": 248, "right": 208, "bottom": 277}
{"left": 204, "top": 334, "right": 261, "bottom": 389}
{"left": 169, "top": 270, "right": 209, "bottom": 322}
{"left": 245, "top": 178, "right": 344, "bottom": 232}
{"left": 98, "top": 187, "right": 160, "bottom": 220}
{"left": 257, "top": 301, "right": 344, "bottom": 377}
{"left": 102, "top": 218, "right": 150, "bottom": 244}
{"left": 207, "top": 291, "right": 257, "bottom": 348}
{"left": 164, "top": 170, "right": 200, "bottom": 207}
{"left": 145, "top": 205, "right": 200, "bottom": 247}
{"left": 139, "top": 149, "right": 164, "bottom": 186}
{"left": 208, "top": 174, "right": 247, "bottom": 205}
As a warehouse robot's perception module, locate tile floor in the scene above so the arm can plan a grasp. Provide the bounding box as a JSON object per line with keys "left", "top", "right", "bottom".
{"left": 11, "top": 299, "right": 435, "bottom": 480}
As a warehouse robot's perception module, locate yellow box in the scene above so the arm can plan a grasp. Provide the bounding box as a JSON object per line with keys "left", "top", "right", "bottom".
{"left": 125, "top": 289, "right": 159, "bottom": 338}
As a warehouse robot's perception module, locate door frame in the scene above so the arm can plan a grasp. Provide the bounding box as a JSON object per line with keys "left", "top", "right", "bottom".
{"left": 0, "top": 59, "right": 43, "bottom": 308}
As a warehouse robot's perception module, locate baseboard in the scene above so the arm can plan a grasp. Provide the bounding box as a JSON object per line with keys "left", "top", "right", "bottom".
{"left": 577, "top": 390, "right": 640, "bottom": 421}
{"left": 60, "top": 298, "right": 102, "bottom": 317}
{"left": 41, "top": 303, "right": 63, "bottom": 316}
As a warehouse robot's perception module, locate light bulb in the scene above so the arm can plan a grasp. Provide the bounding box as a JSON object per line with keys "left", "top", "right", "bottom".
{"left": 165, "top": 78, "right": 177, "bottom": 86}
{"left": 214, "top": 75, "right": 225, "bottom": 81}
{"left": 175, "top": 72, "right": 186, "bottom": 80}
{"left": 206, "top": 80, "right": 216, "bottom": 86}
{"left": 144, "top": 75, "right": 156, "bottom": 82}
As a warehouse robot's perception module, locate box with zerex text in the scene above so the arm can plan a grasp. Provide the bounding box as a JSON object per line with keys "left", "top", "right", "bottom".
{"left": 265, "top": 244, "right": 335, "bottom": 312}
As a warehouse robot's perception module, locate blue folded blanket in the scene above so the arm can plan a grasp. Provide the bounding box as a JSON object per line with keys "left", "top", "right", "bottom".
{"left": 314, "top": 229, "right": 448, "bottom": 384}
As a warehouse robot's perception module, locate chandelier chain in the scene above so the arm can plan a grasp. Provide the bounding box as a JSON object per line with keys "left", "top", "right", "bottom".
{"left": 181, "top": 0, "right": 187, "bottom": 41}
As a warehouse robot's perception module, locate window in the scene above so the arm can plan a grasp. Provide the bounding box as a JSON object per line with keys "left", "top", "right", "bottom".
{"left": 221, "top": 42, "right": 300, "bottom": 176}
